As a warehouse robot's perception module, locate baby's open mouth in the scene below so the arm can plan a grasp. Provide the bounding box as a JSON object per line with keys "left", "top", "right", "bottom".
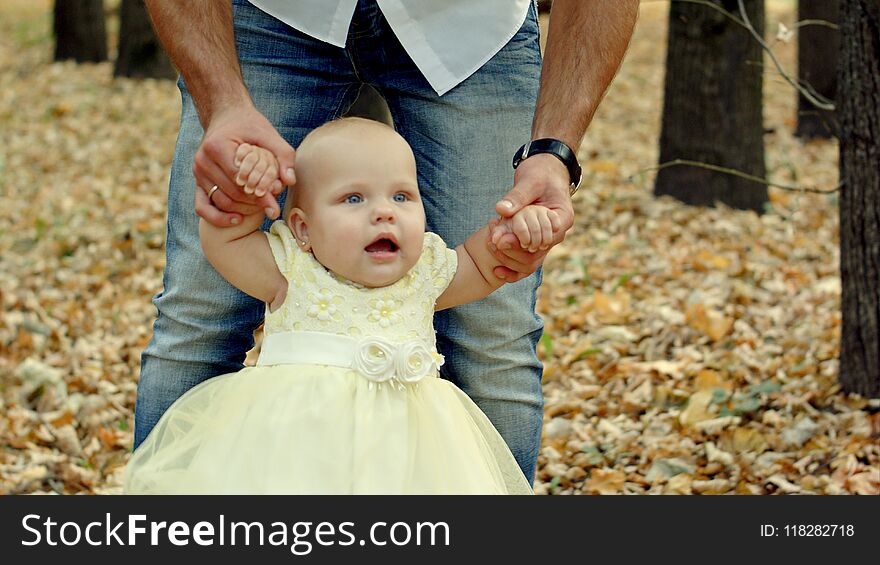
{"left": 365, "top": 238, "right": 399, "bottom": 253}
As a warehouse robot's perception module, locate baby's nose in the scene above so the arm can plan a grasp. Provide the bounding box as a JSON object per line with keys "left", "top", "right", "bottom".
{"left": 372, "top": 205, "right": 395, "bottom": 223}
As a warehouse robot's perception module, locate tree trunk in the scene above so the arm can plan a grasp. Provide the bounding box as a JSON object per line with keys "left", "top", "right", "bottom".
{"left": 838, "top": 0, "right": 880, "bottom": 398}
{"left": 53, "top": 0, "right": 107, "bottom": 63}
{"left": 114, "top": 0, "right": 176, "bottom": 79}
{"left": 795, "top": 0, "right": 839, "bottom": 138}
{"left": 655, "top": 0, "right": 768, "bottom": 212}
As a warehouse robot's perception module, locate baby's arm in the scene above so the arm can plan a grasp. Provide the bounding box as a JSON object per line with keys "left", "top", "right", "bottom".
{"left": 436, "top": 205, "right": 563, "bottom": 310}
{"left": 199, "top": 212, "right": 288, "bottom": 311}
{"left": 491, "top": 204, "right": 562, "bottom": 253}
{"left": 435, "top": 225, "right": 505, "bottom": 311}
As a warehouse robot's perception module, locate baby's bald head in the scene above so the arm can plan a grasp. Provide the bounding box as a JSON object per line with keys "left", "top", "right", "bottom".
{"left": 283, "top": 117, "right": 415, "bottom": 218}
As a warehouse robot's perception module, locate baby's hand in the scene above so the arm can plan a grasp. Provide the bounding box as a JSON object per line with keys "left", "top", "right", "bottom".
{"left": 490, "top": 205, "right": 562, "bottom": 253}
{"left": 233, "top": 143, "right": 283, "bottom": 197}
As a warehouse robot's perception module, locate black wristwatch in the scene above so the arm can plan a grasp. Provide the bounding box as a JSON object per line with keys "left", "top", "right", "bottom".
{"left": 512, "top": 138, "right": 582, "bottom": 196}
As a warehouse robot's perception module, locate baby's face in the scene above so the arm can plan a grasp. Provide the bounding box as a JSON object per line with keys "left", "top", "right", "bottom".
{"left": 290, "top": 124, "right": 426, "bottom": 288}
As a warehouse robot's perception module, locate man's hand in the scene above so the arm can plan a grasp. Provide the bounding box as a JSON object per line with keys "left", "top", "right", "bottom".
{"left": 489, "top": 153, "right": 575, "bottom": 281}
{"left": 193, "top": 104, "right": 297, "bottom": 227}
{"left": 142, "top": 1, "right": 295, "bottom": 226}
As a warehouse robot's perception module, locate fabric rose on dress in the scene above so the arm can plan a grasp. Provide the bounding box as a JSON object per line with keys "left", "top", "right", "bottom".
{"left": 395, "top": 341, "right": 438, "bottom": 383}
{"left": 353, "top": 337, "right": 395, "bottom": 383}
{"left": 352, "top": 338, "right": 440, "bottom": 384}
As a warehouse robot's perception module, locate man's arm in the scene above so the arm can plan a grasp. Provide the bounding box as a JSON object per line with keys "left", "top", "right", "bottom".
{"left": 144, "top": 1, "right": 247, "bottom": 127}
{"left": 145, "top": 0, "right": 297, "bottom": 225}
{"left": 492, "top": 0, "right": 639, "bottom": 280}
{"left": 532, "top": 0, "right": 640, "bottom": 150}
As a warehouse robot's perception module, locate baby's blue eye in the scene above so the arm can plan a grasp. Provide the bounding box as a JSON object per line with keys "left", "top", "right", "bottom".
{"left": 393, "top": 193, "right": 408, "bottom": 203}
{"left": 345, "top": 194, "right": 363, "bottom": 204}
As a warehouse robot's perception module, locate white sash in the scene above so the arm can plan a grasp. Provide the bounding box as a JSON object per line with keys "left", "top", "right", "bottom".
{"left": 257, "top": 331, "right": 442, "bottom": 384}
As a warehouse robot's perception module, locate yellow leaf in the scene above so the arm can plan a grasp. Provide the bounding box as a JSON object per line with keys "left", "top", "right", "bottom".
{"left": 584, "top": 468, "right": 625, "bottom": 495}
{"left": 51, "top": 101, "right": 73, "bottom": 117}
{"left": 664, "top": 474, "right": 693, "bottom": 494}
{"left": 587, "top": 160, "right": 618, "bottom": 174}
{"left": 50, "top": 411, "right": 75, "bottom": 428}
{"left": 694, "top": 369, "right": 731, "bottom": 391}
{"left": 98, "top": 427, "right": 121, "bottom": 448}
{"left": 593, "top": 290, "right": 632, "bottom": 324}
{"left": 769, "top": 188, "right": 792, "bottom": 205}
{"left": 694, "top": 250, "right": 731, "bottom": 271}
{"left": 685, "top": 303, "right": 733, "bottom": 341}
{"left": 726, "top": 428, "right": 769, "bottom": 454}
{"left": 541, "top": 364, "right": 559, "bottom": 383}
{"left": 679, "top": 389, "right": 716, "bottom": 426}
{"left": 630, "top": 360, "right": 684, "bottom": 379}
{"left": 847, "top": 471, "right": 880, "bottom": 495}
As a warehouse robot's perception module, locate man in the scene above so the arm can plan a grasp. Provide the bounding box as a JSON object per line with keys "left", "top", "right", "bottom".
{"left": 137, "top": 0, "right": 639, "bottom": 483}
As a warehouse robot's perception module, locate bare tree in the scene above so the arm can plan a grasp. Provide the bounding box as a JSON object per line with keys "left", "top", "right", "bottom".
{"left": 53, "top": 0, "right": 107, "bottom": 63}
{"left": 795, "top": 0, "right": 839, "bottom": 138}
{"left": 838, "top": 0, "right": 880, "bottom": 398}
{"left": 655, "top": 0, "right": 768, "bottom": 213}
{"left": 114, "top": 0, "right": 176, "bottom": 79}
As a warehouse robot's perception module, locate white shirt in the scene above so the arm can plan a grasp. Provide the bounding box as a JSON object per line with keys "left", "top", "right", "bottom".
{"left": 246, "top": 0, "right": 532, "bottom": 95}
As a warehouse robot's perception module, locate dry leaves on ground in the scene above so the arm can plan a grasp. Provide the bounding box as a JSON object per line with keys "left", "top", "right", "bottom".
{"left": 0, "top": 1, "right": 877, "bottom": 495}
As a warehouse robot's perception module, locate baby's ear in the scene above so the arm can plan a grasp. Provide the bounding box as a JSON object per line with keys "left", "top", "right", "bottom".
{"left": 288, "top": 207, "right": 311, "bottom": 251}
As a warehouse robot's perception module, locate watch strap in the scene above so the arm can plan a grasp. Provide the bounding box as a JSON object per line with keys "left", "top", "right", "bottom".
{"left": 512, "top": 138, "right": 582, "bottom": 195}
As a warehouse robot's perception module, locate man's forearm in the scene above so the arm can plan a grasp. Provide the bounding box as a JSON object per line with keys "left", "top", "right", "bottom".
{"left": 144, "top": 0, "right": 251, "bottom": 125}
{"left": 533, "top": 0, "right": 639, "bottom": 149}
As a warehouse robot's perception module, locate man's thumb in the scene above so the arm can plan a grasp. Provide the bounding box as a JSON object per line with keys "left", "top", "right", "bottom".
{"left": 266, "top": 138, "right": 297, "bottom": 186}
{"left": 495, "top": 189, "right": 526, "bottom": 218}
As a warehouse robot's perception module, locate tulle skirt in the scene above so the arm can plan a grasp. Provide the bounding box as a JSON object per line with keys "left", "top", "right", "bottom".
{"left": 124, "top": 365, "right": 532, "bottom": 494}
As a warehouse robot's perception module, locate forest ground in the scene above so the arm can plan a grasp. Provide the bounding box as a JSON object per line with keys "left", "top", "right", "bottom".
{"left": 0, "top": 0, "right": 877, "bottom": 495}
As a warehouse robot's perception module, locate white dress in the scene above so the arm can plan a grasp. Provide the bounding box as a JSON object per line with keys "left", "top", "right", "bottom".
{"left": 124, "top": 222, "right": 532, "bottom": 494}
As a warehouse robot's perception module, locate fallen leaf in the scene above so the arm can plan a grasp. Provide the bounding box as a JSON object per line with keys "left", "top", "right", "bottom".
{"left": 664, "top": 473, "right": 693, "bottom": 494}
{"left": 694, "top": 369, "right": 731, "bottom": 391}
{"left": 685, "top": 303, "right": 734, "bottom": 341}
{"left": 679, "top": 389, "right": 716, "bottom": 426}
{"left": 584, "top": 468, "right": 625, "bottom": 495}
{"left": 846, "top": 471, "right": 880, "bottom": 495}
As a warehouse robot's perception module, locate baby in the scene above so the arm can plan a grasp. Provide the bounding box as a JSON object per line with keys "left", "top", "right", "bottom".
{"left": 126, "top": 117, "right": 557, "bottom": 494}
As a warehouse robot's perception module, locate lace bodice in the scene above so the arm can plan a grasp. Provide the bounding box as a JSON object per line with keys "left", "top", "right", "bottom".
{"left": 263, "top": 221, "right": 457, "bottom": 350}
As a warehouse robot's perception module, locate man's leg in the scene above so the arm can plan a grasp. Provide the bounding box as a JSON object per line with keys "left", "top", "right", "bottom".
{"left": 134, "top": 0, "right": 361, "bottom": 448}
{"left": 358, "top": 5, "right": 545, "bottom": 481}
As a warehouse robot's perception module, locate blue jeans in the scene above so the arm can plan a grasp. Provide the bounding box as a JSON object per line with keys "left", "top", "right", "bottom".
{"left": 135, "top": 0, "right": 545, "bottom": 482}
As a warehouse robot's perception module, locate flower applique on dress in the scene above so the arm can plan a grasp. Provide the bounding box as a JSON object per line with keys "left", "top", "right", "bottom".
{"left": 368, "top": 296, "right": 401, "bottom": 328}
{"left": 307, "top": 288, "right": 344, "bottom": 323}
